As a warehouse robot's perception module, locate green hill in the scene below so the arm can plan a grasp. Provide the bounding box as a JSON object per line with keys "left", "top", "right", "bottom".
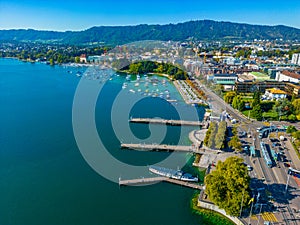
{"left": 1, "top": 20, "right": 299, "bottom": 45}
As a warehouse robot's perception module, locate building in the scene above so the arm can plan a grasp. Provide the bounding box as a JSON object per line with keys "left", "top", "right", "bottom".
{"left": 88, "top": 55, "right": 103, "bottom": 64}
{"left": 223, "top": 57, "right": 241, "bottom": 65}
{"left": 264, "top": 88, "right": 287, "bottom": 100}
{"left": 284, "top": 82, "right": 300, "bottom": 98}
{"left": 235, "top": 80, "right": 285, "bottom": 93}
{"left": 276, "top": 70, "right": 300, "bottom": 84}
{"left": 291, "top": 53, "right": 300, "bottom": 66}
{"left": 208, "top": 73, "right": 238, "bottom": 90}
{"left": 79, "top": 54, "right": 87, "bottom": 63}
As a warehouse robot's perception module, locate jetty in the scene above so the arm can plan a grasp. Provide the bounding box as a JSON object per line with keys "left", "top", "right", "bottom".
{"left": 129, "top": 117, "right": 206, "bottom": 127}
{"left": 119, "top": 177, "right": 203, "bottom": 190}
{"left": 120, "top": 143, "right": 221, "bottom": 154}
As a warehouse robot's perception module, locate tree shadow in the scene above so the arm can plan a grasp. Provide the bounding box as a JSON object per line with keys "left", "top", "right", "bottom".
{"left": 241, "top": 178, "right": 298, "bottom": 217}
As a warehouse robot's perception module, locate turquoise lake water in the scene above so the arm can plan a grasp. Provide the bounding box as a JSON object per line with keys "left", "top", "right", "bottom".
{"left": 0, "top": 58, "right": 207, "bottom": 225}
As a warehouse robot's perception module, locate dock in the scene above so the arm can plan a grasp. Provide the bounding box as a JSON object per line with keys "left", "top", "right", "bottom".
{"left": 120, "top": 143, "right": 221, "bottom": 154}
{"left": 119, "top": 177, "right": 167, "bottom": 185}
{"left": 119, "top": 177, "right": 203, "bottom": 190}
{"left": 130, "top": 117, "right": 206, "bottom": 127}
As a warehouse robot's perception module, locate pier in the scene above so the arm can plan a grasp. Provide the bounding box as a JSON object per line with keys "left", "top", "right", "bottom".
{"left": 120, "top": 143, "right": 221, "bottom": 154}
{"left": 119, "top": 177, "right": 203, "bottom": 190}
{"left": 129, "top": 117, "right": 206, "bottom": 127}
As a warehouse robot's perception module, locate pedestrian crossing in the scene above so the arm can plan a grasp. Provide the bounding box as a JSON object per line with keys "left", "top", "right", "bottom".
{"left": 261, "top": 212, "right": 278, "bottom": 222}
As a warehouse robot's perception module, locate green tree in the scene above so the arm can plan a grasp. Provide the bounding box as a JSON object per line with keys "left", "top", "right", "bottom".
{"left": 252, "top": 91, "right": 261, "bottom": 108}
{"left": 205, "top": 157, "right": 251, "bottom": 217}
{"left": 49, "top": 58, "right": 54, "bottom": 66}
{"left": 232, "top": 95, "right": 241, "bottom": 109}
{"left": 288, "top": 114, "right": 297, "bottom": 122}
{"left": 251, "top": 105, "right": 263, "bottom": 121}
{"left": 292, "top": 131, "right": 300, "bottom": 139}
{"left": 75, "top": 56, "right": 80, "bottom": 63}
{"left": 224, "top": 91, "right": 236, "bottom": 104}
{"left": 292, "top": 98, "right": 300, "bottom": 115}
{"left": 238, "top": 100, "right": 245, "bottom": 111}
{"left": 228, "top": 135, "right": 242, "bottom": 152}
{"left": 213, "top": 84, "right": 224, "bottom": 96}
{"left": 273, "top": 99, "right": 294, "bottom": 117}
{"left": 287, "top": 126, "right": 297, "bottom": 134}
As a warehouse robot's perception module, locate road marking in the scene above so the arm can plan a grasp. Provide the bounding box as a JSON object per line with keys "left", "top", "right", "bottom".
{"left": 251, "top": 215, "right": 258, "bottom": 220}
{"left": 262, "top": 212, "right": 278, "bottom": 222}
{"left": 293, "top": 176, "right": 300, "bottom": 187}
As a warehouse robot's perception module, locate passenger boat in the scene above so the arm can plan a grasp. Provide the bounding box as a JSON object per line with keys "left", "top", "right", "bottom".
{"left": 149, "top": 166, "right": 198, "bottom": 182}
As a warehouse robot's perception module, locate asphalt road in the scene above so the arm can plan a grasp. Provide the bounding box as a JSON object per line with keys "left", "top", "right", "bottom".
{"left": 198, "top": 82, "right": 300, "bottom": 224}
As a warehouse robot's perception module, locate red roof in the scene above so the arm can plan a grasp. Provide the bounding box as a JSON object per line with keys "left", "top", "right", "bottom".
{"left": 281, "top": 70, "right": 300, "bottom": 80}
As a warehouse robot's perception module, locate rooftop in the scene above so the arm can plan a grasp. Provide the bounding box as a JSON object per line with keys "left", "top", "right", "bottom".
{"left": 281, "top": 70, "right": 300, "bottom": 80}
{"left": 266, "top": 88, "right": 287, "bottom": 95}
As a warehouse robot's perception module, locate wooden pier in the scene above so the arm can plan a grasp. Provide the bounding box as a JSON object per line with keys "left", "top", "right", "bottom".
{"left": 119, "top": 177, "right": 203, "bottom": 190}
{"left": 121, "top": 143, "right": 221, "bottom": 154}
{"left": 130, "top": 117, "right": 205, "bottom": 127}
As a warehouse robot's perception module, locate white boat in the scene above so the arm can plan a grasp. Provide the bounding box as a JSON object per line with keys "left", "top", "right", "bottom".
{"left": 149, "top": 166, "right": 198, "bottom": 182}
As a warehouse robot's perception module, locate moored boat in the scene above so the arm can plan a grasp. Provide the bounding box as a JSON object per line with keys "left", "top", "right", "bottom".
{"left": 149, "top": 165, "right": 198, "bottom": 182}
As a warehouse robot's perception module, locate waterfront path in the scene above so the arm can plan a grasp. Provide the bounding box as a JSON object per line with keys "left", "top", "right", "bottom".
{"left": 119, "top": 177, "right": 203, "bottom": 190}
{"left": 129, "top": 117, "right": 206, "bottom": 127}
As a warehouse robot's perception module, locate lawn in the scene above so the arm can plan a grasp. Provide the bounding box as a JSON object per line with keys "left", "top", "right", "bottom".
{"left": 263, "top": 111, "right": 278, "bottom": 120}
{"left": 242, "top": 109, "right": 279, "bottom": 120}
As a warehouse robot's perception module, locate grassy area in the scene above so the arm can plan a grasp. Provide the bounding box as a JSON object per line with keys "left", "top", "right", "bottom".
{"left": 190, "top": 192, "right": 234, "bottom": 225}
{"left": 242, "top": 110, "right": 253, "bottom": 118}
{"left": 242, "top": 109, "right": 279, "bottom": 121}
{"left": 251, "top": 72, "right": 268, "bottom": 77}
{"left": 263, "top": 111, "right": 278, "bottom": 120}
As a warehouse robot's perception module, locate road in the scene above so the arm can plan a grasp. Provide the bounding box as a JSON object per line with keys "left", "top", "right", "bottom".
{"left": 198, "top": 82, "right": 300, "bottom": 224}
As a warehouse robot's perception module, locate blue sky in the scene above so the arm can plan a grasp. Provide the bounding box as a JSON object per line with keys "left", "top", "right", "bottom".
{"left": 0, "top": 0, "right": 300, "bottom": 31}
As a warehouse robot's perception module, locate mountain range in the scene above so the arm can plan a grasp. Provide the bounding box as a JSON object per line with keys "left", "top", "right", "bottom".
{"left": 1, "top": 20, "right": 299, "bottom": 45}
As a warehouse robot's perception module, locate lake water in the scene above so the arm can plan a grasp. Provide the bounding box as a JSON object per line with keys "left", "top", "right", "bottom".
{"left": 0, "top": 58, "right": 207, "bottom": 225}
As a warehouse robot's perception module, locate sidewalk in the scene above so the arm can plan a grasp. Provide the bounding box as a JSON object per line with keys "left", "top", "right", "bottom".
{"left": 285, "top": 138, "right": 300, "bottom": 170}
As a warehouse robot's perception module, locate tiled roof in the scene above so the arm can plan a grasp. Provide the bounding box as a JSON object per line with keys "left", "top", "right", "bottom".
{"left": 281, "top": 71, "right": 300, "bottom": 80}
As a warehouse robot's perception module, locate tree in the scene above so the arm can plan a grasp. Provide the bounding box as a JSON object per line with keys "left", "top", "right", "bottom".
{"left": 287, "top": 126, "right": 297, "bottom": 134}
{"left": 288, "top": 114, "right": 297, "bottom": 122}
{"left": 205, "top": 157, "right": 251, "bottom": 217}
{"left": 292, "top": 98, "right": 300, "bottom": 115}
{"left": 224, "top": 92, "right": 236, "bottom": 104}
{"left": 49, "top": 58, "right": 54, "bottom": 66}
{"left": 232, "top": 95, "right": 239, "bottom": 109}
{"left": 273, "top": 99, "right": 294, "bottom": 117}
{"left": 228, "top": 135, "right": 242, "bottom": 152}
{"left": 213, "top": 84, "right": 224, "bottom": 96}
{"left": 251, "top": 105, "right": 263, "bottom": 121}
{"left": 238, "top": 100, "right": 245, "bottom": 111}
{"left": 292, "top": 131, "right": 300, "bottom": 139}
{"left": 252, "top": 91, "right": 261, "bottom": 108}
{"left": 75, "top": 56, "right": 80, "bottom": 63}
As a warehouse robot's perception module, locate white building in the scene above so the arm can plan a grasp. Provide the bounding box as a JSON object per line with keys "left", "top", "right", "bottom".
{"left": 264, "top": 88, "right": 287, "bottom": 101}
{"left": 275, "top": 70, "right": 300, "bottom": 84}
{"left": 291, "top": 53, "right": 300, "bottom": 66}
